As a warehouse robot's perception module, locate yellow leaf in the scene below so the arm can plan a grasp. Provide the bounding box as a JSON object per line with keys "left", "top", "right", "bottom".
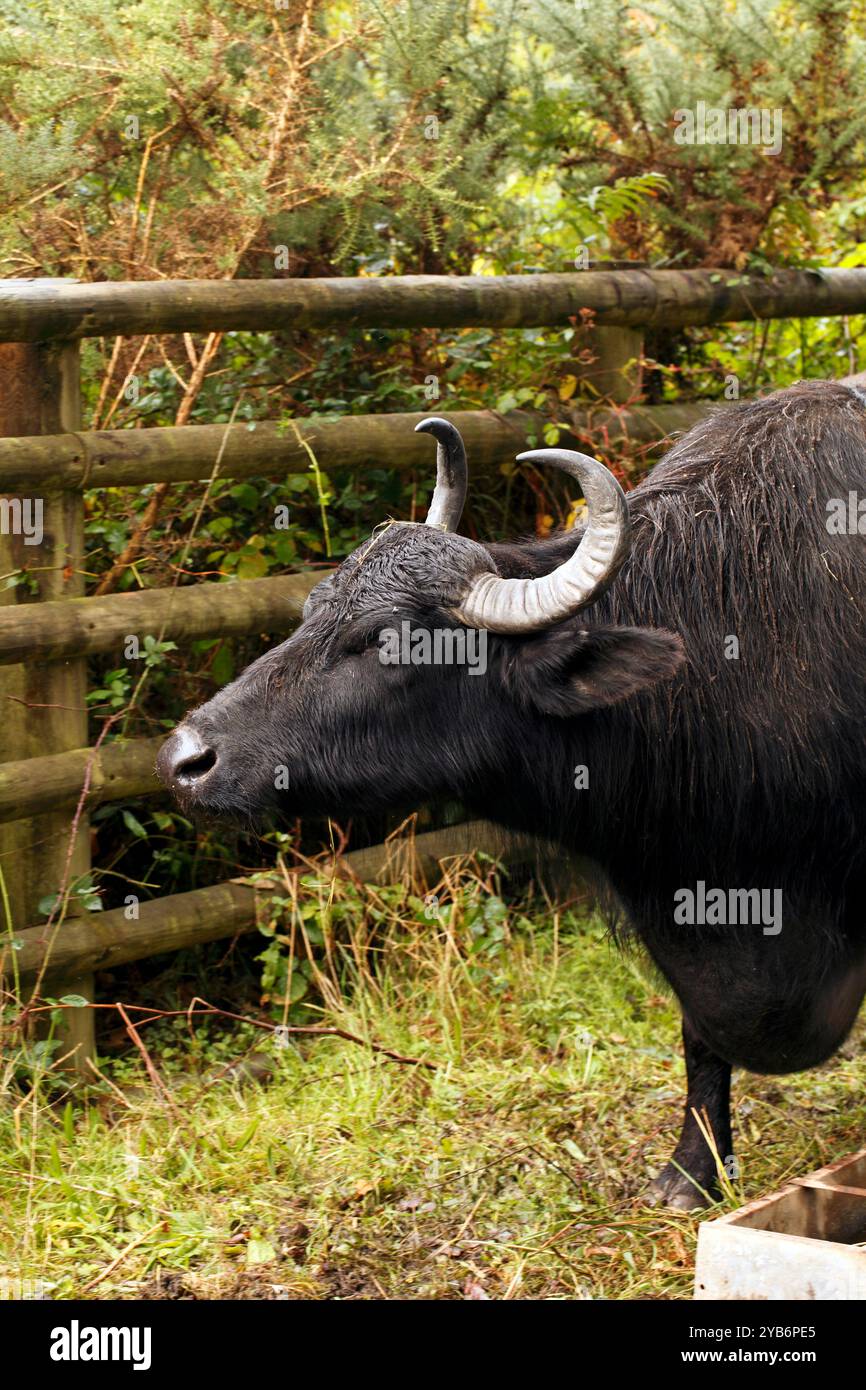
{"left": 558, "top": 374, "right": 578, "bottom": 401}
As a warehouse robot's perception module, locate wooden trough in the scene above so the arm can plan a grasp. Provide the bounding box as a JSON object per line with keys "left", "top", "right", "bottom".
{"left": 695, "top": 1148, "right": 866, "bottom": 1300}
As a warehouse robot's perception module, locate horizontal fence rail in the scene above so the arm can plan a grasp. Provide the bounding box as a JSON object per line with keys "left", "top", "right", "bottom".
{"left": 0, "top": 736, "right": 164, "bottom": 823}
{"left": 2, "top": 268, "right": 866, "bottom": 341}
{"left": 4, "top": 821, "right": 536, "bottom": 984}
{"left": 0, "top": 570, "right": 322, "bottom": 666}
{"left": 0, "top": 402, "right": 716, "bottom": 492}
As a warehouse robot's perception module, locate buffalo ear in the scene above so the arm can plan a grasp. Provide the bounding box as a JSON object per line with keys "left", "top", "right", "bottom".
{"left": 505, "top": 621, "right": 685, "bottom": 717}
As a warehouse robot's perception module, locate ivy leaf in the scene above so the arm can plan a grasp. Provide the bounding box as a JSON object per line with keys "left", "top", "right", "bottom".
{"left": 122, "top": 809, "right": 148, "bottom": 839}
{"left": 211, "top": 643, "right": 235, "bottom": 687}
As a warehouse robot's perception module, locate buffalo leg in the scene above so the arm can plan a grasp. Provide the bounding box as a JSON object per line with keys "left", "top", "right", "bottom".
{"left": 646, "top": 1016, "right": 733, "bottom": 1210}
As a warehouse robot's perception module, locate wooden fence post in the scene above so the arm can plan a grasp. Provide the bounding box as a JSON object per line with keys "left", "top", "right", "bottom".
{"left": 579, "top": 325, "right": 645, "bottom": 404}
{"left": 0, "top": 298, "right": 94, "bottom": 1075}
{"left": 573, "top": 264, "right": 646, "bottom": 404}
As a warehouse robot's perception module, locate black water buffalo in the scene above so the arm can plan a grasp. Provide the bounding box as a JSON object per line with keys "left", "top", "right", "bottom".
{"left": 158, "top": 382, "right": 866, "bottom": 1208}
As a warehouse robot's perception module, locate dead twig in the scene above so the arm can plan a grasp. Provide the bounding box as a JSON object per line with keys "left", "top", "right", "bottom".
{"left": 20, "top": 997, "right": 437, "bottom": 1073}
{"left": 81, "top": 1221, "right": 165, "bottom": 1292}
{"left": 93, "top": 329, "right": 225, "bottom": 594}
{"left": 115, "top": 1000, "right": 182, "bottom": 1116}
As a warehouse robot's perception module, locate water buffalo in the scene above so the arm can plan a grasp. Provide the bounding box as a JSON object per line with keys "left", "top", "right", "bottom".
{"left": 158, "top": 382, "right": 866, "bottom": 1208}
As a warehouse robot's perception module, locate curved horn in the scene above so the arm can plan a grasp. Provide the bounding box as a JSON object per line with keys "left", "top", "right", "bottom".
{"left": 454, "top": 449, "right": 630, "bottom": 632}
{"left": 415, "top": 417, "right": 468, "bottom": 532}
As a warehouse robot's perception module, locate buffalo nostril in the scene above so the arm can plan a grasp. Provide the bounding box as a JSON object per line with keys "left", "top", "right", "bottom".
{"left": 174, "top": 746, "right": 217, "bottom": 782}
{"left": 158, "top": 726, "right": 218, "bottom": 788}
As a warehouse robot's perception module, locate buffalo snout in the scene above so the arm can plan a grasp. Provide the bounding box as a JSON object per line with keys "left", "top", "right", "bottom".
{"left": 157, "top": 723, "right": 218, "bottom": 793}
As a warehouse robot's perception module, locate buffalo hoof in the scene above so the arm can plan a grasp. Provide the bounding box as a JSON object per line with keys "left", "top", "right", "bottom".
{"left": 645, "top": 1162, "right": 716, "bottom": 1211}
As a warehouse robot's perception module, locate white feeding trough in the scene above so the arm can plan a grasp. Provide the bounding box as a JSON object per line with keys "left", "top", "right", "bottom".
{"left": 695, "top": 1147, "right": 866, "bottom": 1300}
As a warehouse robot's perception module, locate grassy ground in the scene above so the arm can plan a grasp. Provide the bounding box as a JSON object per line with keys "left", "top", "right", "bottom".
{"left": 2, "top": 869, "right": 865, "bottom": 1301}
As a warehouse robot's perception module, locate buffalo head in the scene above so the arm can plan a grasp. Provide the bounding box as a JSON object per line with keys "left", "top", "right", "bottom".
{"left": 157, "top": 419, "right": 684, "bottom": 823}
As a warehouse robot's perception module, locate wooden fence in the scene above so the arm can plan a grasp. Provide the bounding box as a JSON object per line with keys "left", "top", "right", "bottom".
{"left": 1, "top": 265, "right": 865, "bottom": 1072}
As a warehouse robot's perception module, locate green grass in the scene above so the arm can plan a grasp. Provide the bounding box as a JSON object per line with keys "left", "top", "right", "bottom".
{"left": 2, "top": 880, "right": 865, "bottom": 1301}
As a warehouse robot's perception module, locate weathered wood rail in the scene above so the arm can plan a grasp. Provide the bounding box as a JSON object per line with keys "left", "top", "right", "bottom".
{"left": 2, "top": 821, "right": 533, "bottom": 985}
{"left": 0, "top": 571, "right": 321, "bottom": 665}
{"left": 1, "top": 267, "right": 866, "bottom": 338}
{"left": 0, "top": 736, "right": 164, "bottom": 823}
{"left": 0, "top": 402, "right": 714, "bottom": 492}
{"left": 0, "top": 267, "right": 860, "bottom": 1072}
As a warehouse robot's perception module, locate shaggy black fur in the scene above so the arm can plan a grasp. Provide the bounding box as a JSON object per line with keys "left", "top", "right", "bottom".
{"left": 158, "top": 379, "right": 866, "bottom": 1208}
